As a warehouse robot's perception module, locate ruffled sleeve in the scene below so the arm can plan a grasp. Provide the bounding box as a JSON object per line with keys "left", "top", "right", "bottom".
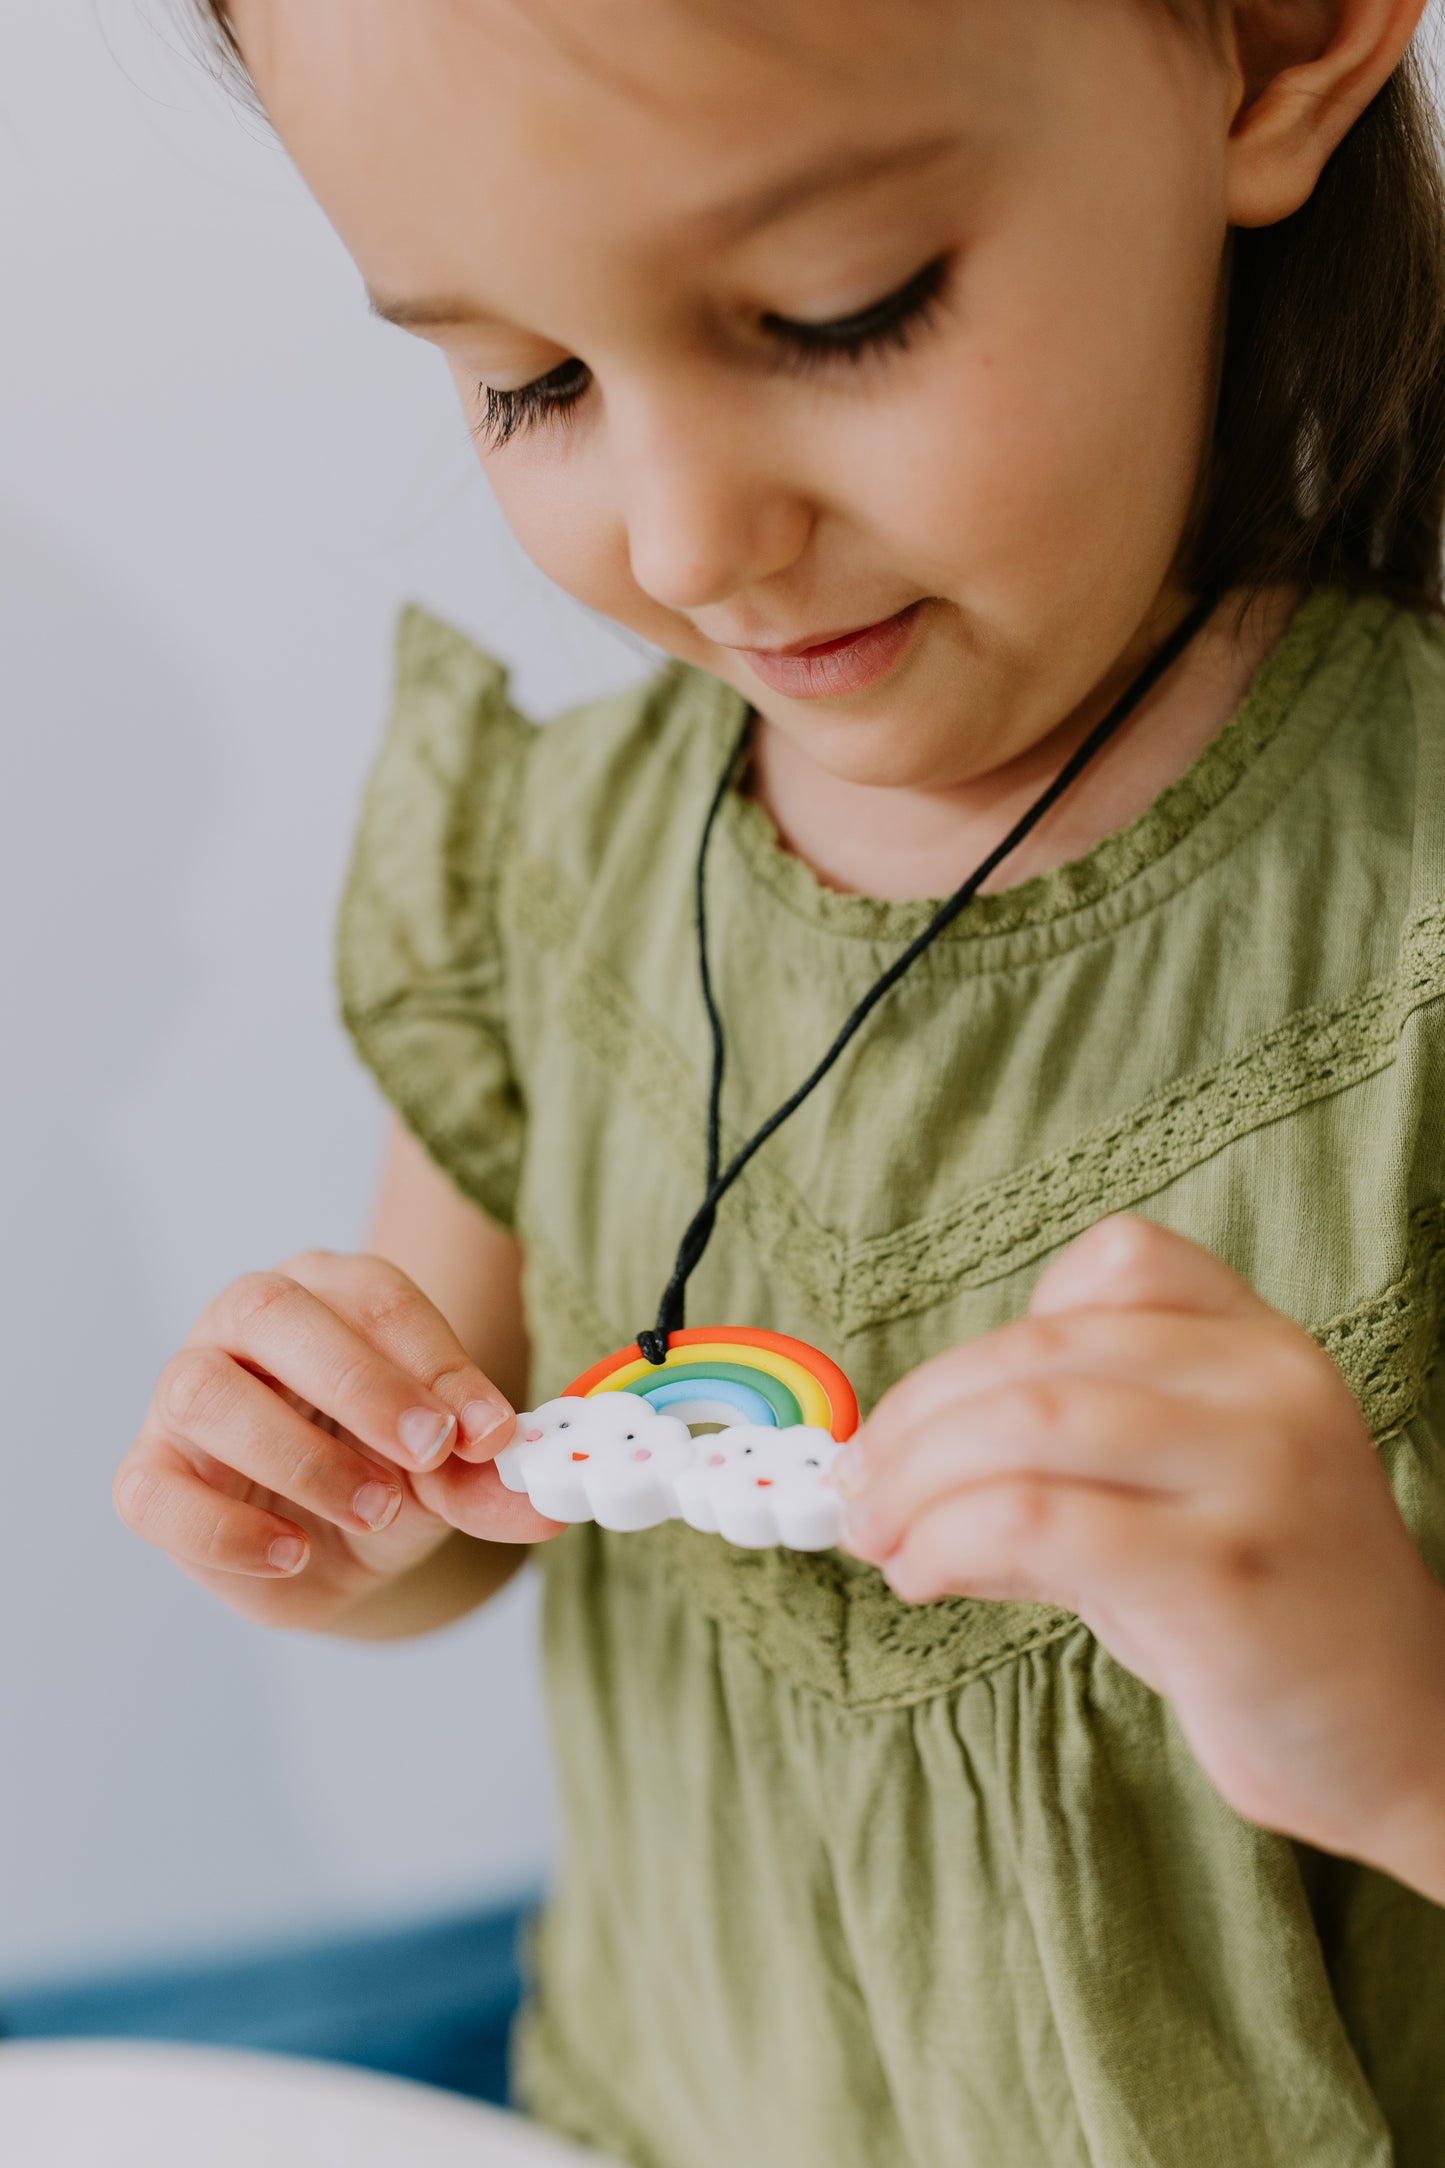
{"left": 336, "top": 604, "right": 535, "bottom": 1230}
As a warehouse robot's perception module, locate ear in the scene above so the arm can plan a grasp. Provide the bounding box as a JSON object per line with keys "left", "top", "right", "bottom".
{"left": 1225, "top": 0, "right": 1430, "bottom": 227}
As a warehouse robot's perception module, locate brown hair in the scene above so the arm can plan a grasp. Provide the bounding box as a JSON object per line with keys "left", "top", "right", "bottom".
{"left": 188, "top": 1, "right": 1445, "bottom": 614}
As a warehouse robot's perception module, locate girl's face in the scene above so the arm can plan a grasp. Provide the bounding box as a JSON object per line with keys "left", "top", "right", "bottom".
{"left": 233, "top": 0, "right": 1242, "bottom": 792}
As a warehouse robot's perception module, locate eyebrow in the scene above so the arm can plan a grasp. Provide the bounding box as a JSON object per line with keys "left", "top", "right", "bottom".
{"left": 367, "top": 127, "right": 964, "bottom": 333}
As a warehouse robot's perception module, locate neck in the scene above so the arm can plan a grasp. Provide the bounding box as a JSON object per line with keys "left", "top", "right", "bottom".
{"left": 746, "top": 584, "right": 1304, "bottom": 903}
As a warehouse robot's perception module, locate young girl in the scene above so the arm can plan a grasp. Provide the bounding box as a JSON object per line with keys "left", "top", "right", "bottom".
{"left": 116, "top": 1, "right": 1445, "bottom": 2160}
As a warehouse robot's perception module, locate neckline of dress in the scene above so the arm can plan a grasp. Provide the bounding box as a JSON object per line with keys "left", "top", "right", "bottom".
{"left": 680, "top": 585, "right": 1385, "bottom": 954}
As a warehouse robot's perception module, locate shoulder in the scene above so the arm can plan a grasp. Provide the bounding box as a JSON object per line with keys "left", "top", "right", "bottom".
{"left": 379, "top": 604, "right": 742, "bottom": 883}
{"left": 338, "top": 603, "right": 746, "bottom": 1033}
{"left": 1347, "top": 596, "right": 1445, "bottom": 910}
{"left": 347, "top": 602, "right": 741, "bottom": 907}
{"left": 1252, "top": 592, "right": 1445, "bottom": 992}
{"left": 1394, "top": 605, "right": 1445, "bottom": 898}
{"left": 516, "top": 641, "right": 744, "bottom": 897}
{"left": 335, "top": 603, "right": 743, "bottom": 1230}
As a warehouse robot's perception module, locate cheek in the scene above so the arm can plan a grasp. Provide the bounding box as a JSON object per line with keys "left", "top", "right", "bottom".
{"left": 491, "top": 458, "right": 620, "bottom": 606}
{"left": 444, "top": 362, "right": 652, "bottom": 629}
{"left": 933, "top": 21, "right": 1232, "bottom": 615}
{"left": 859, "top": 228, "right": 1222, "bottom": 623}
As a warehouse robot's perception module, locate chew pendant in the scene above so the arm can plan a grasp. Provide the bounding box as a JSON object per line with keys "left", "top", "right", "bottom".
{"left": 494, "top": 1328, "right": 859, "bottom": 1552}
{"left": 569, "top": 1326, "right": 858, "bottom": 1439}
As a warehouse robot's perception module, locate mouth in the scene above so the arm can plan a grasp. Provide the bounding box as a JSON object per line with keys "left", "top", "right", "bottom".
{"left": 730, "top": 601, "right": 926, "bottom": 700}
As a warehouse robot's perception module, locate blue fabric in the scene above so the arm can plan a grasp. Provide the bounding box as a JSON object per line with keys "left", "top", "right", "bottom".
{"left": 0, "top": 1900, "right": 533, "bottom": 2106}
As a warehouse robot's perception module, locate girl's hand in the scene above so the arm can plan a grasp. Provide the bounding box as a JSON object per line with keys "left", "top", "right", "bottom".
{"left": 838, "top": 1217, "right": 1445, "bottom": 1896}
{"left": 115, "top": 1250, "right": 561, "bottom": 1630}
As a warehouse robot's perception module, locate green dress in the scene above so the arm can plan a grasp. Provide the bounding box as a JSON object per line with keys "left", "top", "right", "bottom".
{"left": 337, "top": 586, "right": 1445, "bottom": 2168}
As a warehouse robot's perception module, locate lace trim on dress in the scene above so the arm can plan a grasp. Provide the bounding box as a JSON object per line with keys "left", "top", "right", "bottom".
{"left": 847, "top": 896, "right": 1445, "bottom": 1324}
{"left": 1321, "top": 1197, "right": 1445, "bottom": 1442}
{"left": 511, "top": 856, "right": 1445, "bottom": 1336}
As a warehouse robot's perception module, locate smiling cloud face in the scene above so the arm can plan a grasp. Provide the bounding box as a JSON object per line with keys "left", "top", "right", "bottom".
{"left": 672, "top": 1426, "right": 843, "bottom": 1552}
{"left": 495, "top": 1400, "right": 847, "bottom": 1549}
{"left": 494, "top": 1396, "right": 695, "bottom": 1532}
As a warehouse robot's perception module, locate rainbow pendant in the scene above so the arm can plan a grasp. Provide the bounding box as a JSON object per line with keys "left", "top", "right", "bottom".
{"left": 494, "top": 1328, "right": 859, "bottom": 1552}
{"left": 566, "top": 1326, "right": 859, "bottom": 1441}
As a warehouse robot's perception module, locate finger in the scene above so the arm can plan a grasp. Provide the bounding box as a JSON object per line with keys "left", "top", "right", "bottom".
{"left": 191, "top": 1270, "right": 465, "bottom": 1472}
{"left": 845, "top": 1307, "right": 1273, "bottom": 1482}
{"left": 277, "top": 1251, "right": 514, "bottom": 1463}
{"left": 879, "top": 1474, "right": 1192, "bottom": 1609}
{"left": 843, "top": 1379, "right": 1227, "bottom": 1563}
{"left": 1030, "top": 1215, "right": 1272, "bottom": 1324}
{"left": 114, "top": 1445, "right": 312, "bottom": 1579}
{"left": 416, "top": 1454, "right": 567, "bottom": 1545}
{"left": 149, "top": 1347, "right": 409, "bottom": 1535}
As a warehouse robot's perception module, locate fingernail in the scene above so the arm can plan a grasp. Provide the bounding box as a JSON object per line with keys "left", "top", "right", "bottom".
{"left": 268, "top": 1536, "right": 308, "bottom": 1574}
{"left": 353, "top": 1480, "right": 401, "bottom": 1531}
{"left": 398, "top": 1408, "right": 456, "bottom": 1466}
{"left": 833, "top": 1444, "right": 864, "bottom": 1500}
{"left": 461, "top": 1396, "right": 514, "bottom": 1447}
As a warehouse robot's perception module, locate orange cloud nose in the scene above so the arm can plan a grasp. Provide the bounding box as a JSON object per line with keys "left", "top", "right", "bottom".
{"left": 572, "top": 1451, "right": 590, "bottom": 1462}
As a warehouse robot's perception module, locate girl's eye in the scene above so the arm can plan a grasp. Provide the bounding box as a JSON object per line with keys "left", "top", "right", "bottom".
{"left": 760, "top": 252, "right": 953, "bottom": 372}
{"left": 473, "top": 357, "right": 591, "bottom": 453}
{"left": 470, "top": 252, "right": 952, "bottom": 452}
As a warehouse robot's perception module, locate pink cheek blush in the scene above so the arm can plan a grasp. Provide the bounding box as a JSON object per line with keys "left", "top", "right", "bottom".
{"left": 708, "top": 1454, "right": 726, "bottom": 1467}
{"left": 632, "top": 1448, "right": 652, "bottom": 1462}
{"left": 524, "top": 1428, "right": 543, "bottom": 1443}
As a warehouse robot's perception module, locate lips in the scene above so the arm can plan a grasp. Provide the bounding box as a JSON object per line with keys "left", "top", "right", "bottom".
{"left": 735, "top": 601, "right": 925, "bottom": 699}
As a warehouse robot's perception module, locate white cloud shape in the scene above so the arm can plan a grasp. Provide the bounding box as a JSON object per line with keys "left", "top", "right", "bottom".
{"left": 494, "top": 1395, "right": 694, "bottom": 1532}
{"left": 673, "top": 1425, "right": 843, "bottom": 1552}
{"left": 494, "top": 1401, "right": 845, "bottom": 1550}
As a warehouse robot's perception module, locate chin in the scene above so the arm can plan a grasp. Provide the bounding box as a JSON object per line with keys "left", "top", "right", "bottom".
{"left": 771, "top": 704, "right": 974, "bottom": 795}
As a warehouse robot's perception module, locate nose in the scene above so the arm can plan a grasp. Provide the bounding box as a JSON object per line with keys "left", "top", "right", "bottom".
{"left": 614, "top": 376, "right": 814, "bottom": 614}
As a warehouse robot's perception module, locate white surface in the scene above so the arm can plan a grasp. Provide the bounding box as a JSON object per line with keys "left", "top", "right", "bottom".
{"left": 0, "top": 0, "right": 658, "bottom": 1986}
{"left": 0, "top": 2042, "right": 617, "bottom": 2168}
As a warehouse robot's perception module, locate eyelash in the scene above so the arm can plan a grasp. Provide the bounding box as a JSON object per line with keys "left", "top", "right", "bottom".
{"left": 471, "top": 252, "right": 952, "bottom": 452}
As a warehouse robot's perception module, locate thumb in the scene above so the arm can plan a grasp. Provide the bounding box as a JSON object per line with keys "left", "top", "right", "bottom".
{"left": 1030, "top": 1214, "right": 1269, "bottom": 1322}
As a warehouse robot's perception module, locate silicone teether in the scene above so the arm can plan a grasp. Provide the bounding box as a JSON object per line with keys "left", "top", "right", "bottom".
{"left": 494, "top": 1397, "right": 693, "bottom": 1533}
{"left": 496, "top": 1330, "right": 856, "bottom": 1552}
{"left": 673, "top": 1424, "right": 843, "bottom": 1551}
{"left": 496, "top": 1403, "right": 845, "bottom": 1551}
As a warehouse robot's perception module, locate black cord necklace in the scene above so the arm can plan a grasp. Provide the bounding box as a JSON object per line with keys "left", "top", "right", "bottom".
{"left": 635, "top": 591, "right": 1220, "bottom": 1368}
